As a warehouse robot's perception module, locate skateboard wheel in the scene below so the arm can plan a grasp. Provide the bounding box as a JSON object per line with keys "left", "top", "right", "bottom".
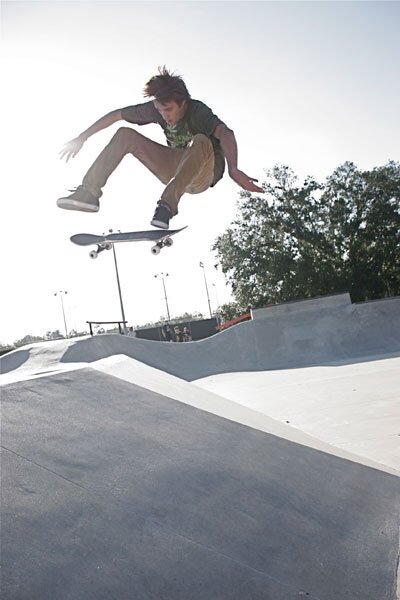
{"left": 105, "top": 243, "right": 112, "bottom": 250}
{"left": 89, "top": 250, "right": 98, "bottom": 259}
{"left": 164, "top": 237, "right": 173, "bottom": 247}
{"left": 151, "top": 245, "right": 161, "bottom": 255}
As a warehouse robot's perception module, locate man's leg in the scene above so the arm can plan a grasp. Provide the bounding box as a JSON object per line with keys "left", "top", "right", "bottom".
{"left": 58, "top": 129, "right": 214, "bottom": 225}
{"left": 160, "top": 134, "right": 215, "bottom": 216}
{"left": 83, "top": 127, "right": 183, "bottom": 196}
{"left": 58, "top": 127, "right": 184, "bottom": 213}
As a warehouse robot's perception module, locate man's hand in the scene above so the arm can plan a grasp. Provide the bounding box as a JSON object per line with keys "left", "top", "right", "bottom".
{"left": 59, "top": 110, "right": 123, "bottom": 162}
{"left": 59, "top": 135, "right": 86, "bottom": 162}
{"left": 229, "top": 168, "right": 264, "bottom": 193}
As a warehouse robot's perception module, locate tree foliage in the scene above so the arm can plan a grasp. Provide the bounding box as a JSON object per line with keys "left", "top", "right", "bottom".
{"left": 213, "top": 162, "right": 400, "bottom": 306}
{"left": 137, "top": 312, "right": 205, "bottom": 329}
{"left": 217, "top": 302, "right": 247, "bottom": 322}
{"left": 14, "top": 334, "right": 47, "bottom": 347}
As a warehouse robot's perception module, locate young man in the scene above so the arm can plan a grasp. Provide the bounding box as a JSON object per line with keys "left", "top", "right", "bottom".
{"left": 57, "top": 67, "right": 263, "bottom": 229}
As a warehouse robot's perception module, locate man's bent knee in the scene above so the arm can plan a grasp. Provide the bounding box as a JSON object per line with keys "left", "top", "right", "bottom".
{"left": 114, "top": 126, "right": 140, "bottom": 141}
{"left": 112, "top": 127, "right": 155, "bottom": 158}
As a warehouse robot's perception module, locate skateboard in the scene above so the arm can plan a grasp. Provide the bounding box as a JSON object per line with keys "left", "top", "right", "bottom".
{"left": 70, "top": 226, "right": 187, "bottom": 259}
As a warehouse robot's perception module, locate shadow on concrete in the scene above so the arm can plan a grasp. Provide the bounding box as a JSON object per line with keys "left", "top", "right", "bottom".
{"left": 0, "top": 349, "right": 30, "bottom": 374}
{"left": 2, "top": 369, "right": 399, "bottom": 600}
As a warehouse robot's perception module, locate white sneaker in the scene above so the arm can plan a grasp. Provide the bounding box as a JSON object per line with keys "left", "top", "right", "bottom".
{"left": 57, "top": 186, "right": 100, "bottom": 212}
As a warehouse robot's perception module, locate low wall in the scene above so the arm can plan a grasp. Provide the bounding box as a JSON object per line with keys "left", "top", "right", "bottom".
{"left": 2, "top": 294, "right": 399, "bottom": 382}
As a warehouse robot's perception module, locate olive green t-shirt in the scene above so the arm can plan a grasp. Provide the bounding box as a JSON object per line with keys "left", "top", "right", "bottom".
{"left": 121, "top": 99, "right": 225, "bottom": 186}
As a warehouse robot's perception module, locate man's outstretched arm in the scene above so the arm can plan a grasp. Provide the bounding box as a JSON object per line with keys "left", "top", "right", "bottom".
{"left": 214, "top": 124, "right": 263, "bottom": 193}
{"left": 60, "top": 109, "right": 123, "bottom": 162}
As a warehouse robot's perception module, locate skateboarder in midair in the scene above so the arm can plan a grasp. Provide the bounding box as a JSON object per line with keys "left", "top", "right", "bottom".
{"left": 58, "top": 66, "right": 263, "bottom": 229}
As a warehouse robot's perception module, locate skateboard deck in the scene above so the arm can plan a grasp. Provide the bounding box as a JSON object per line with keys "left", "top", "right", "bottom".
{"left": 70, "top": 226, "right": 187, "bottom": 258}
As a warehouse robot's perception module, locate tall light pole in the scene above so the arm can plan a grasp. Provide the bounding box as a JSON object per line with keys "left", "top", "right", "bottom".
{"left": 199, "top": 261, "right": 212, "bottom": 319}
{"left": 108, "top": 229, "right": 127, "bottom": 334}
{"left": 154, "top": 272, "right": 171, "bottom": 321}
{"left": 212, "top": 283, "right": 221, "bottom": 326}
{"left": 54, "top": 291, "right": 68, "bottom": 338}
{"left": 212, "top": 283, "right": 220, "bottom": 310}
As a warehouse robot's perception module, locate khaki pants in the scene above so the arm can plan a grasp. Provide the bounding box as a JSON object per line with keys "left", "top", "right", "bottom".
{"left": 82, "top": 127, "right": 215, "bottom": 216}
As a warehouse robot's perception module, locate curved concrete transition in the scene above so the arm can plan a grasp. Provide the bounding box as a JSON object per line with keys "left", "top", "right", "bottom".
{"left": 1, "top": 293, "right": 400, "bottom": 600}
{"left": 2, "top": 294, "right": 400, "bottom": 383}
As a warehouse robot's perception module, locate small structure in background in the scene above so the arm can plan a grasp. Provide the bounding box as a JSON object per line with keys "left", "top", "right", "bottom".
{"left": 86, "top": 320, "right": 128, "bottom": 336}
{"left": 216, "top": 312, "right": 252, "bottom": 331}
{"left": 136, "top": 317, "right": 219, "bottom": 342}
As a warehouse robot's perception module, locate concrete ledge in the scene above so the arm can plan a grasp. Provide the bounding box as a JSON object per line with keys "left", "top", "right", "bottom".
{"left": 2, "top": 294, "right": 400, "bottom": 382}
{"left": 252, "top": 292, "right": 351, "bottom": 319}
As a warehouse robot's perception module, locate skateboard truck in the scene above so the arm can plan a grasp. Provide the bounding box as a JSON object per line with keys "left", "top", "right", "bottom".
{"left": 150, "top": 236, "right": 174, "bottom": 255}
{"left": 89, "top": 242, "right": 113, "bottom": 259}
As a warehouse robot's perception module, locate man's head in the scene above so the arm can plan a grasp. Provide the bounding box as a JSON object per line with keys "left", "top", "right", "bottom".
{"left": 144, "top": 66, "right": 190, "bottom": 125}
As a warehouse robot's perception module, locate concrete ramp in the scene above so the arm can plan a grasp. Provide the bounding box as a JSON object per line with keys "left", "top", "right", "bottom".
{"left": 1, "top": 293, "right": 399, "bottom": 599}
{"left": 2, "top": 368, "right": 399, "bottom": 600}
{"left": 2, "top": 294, "right": 400, "bottom": 383}
{"left": 194, "top": 356, "right": 400, "bottom": 472}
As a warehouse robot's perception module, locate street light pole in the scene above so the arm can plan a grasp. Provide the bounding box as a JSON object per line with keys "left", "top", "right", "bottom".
{"left": 199, "top": 261, "right": 212, "bottom": 319}
{"left": 154, "top": 272, "right": 171, "bottom": 321}
{"left": 112, "top": 245, "right": 127, "bottom": 333}
{"left": 54, "top": 291, "right": 68, "bottom": 338}
{"left": 107, "top": 230, "right": 127, "bottom": 334}
{"left": 212, "top": 283, "right": 220, "bottom": 310}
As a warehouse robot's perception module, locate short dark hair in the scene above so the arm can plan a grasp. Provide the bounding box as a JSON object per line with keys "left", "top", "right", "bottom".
{"left": 143, "top": 66, "right": 190, "bottom": 105}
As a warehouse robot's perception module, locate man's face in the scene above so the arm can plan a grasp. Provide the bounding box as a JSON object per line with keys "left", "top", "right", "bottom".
{"left": 154, "top": 99, "right": 187, "bottom": 126}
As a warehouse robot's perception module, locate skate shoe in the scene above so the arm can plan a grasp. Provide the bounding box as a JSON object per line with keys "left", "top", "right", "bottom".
{"left": 151, "top": 202, "right": 172, "bottom": 229}
{"left": 57, "top": 186, "right": 100, "bottom": 212}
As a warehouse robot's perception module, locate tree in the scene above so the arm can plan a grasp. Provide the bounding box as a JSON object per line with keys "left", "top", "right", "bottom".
{"left": 217, "top": 302, "right": 248, "bottom": 322}
{"left": 139, "top": 312, "right": 205, "bottom": 329}
{"left": 213, "top": 162, "right": 400, "bottom": 306}
{"left": 45, "top": 330, "right": 64, "bottom": 340}
{"left": 0, "top": 342, "right": 15, "bottom": 356}
{"left": 14, "top": 334, "right": 45, "bottom": 348}
{"left": 68, "top": 329, "right": 89, "bottom": 338}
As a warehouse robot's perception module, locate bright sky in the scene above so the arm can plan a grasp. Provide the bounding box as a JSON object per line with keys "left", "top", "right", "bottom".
{"left": 1, "top": 1, "right": 399, "bottom": 345}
